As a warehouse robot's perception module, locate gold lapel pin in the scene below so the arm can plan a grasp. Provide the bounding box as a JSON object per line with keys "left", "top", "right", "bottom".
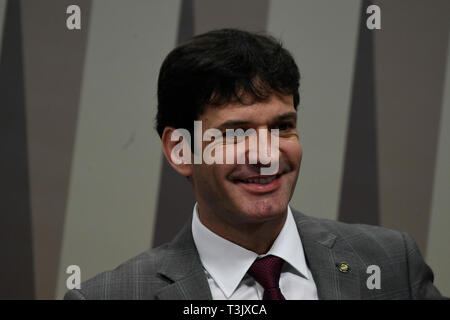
{"left": 336, "top": 262, "right": 350, "bottom": 273}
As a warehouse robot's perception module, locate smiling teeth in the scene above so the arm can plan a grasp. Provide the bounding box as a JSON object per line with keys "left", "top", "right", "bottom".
{"left": 243, "top": 176, "right": 277, "bottom": 184}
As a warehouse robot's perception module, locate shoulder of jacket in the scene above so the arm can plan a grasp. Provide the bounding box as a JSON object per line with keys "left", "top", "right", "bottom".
{"left": 64, "top": 243, "right": 172, "bottom": 299}
{"left": 292, "top": 209, "right": 406, "bottom": 253}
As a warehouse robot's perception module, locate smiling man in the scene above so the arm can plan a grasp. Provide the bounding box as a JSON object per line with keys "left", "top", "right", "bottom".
{"left": 163, "top": 93, "right": 301, "bottom": 256}
{"left": 65, "top": 29, "right": 444, "bottom": 300}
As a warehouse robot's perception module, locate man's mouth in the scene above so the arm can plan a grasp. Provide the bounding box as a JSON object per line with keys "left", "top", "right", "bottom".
{"left": 232, "top": 173, "right": 283, "bottom": 194}
{"left": 236, "top": 174, "right": 281, "bottom": 184}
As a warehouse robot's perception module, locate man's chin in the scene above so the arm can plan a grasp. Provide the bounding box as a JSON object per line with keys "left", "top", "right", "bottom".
{"left": 233, "top": 199, "right": 288, "bottom": 224}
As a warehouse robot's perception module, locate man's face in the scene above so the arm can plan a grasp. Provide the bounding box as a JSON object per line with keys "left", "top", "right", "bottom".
{"left": 191, "top": 93, "right": 302, "bottom": 226}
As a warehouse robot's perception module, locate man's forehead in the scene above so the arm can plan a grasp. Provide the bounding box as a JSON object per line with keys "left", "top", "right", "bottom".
{"left": 200, "top": 94, "right": 295, "bottom": 126}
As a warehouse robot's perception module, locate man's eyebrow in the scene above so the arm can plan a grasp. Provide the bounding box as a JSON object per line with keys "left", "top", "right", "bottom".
{"left": 216, "top": 112, "right": 297, "bottom": 130}
{"left": 276, "top": 112, "right": 297, "bottom": 122}
{"left": 216, "top": 120, "right": 251, "bottom": 131}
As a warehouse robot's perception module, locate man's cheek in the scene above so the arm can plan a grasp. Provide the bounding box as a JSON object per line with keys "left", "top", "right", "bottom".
{"left": 281, "top": 142, "right": 301, "bottom": 161}
{"left": 288, "top": 142, "right": 302, "bottom": 161}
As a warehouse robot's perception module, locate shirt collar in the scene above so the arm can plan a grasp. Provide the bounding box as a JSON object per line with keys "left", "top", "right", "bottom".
{"left": 191, "top": 203, "right": 309, "bottom": 298}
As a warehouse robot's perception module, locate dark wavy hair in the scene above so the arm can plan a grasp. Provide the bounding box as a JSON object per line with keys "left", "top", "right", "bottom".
{"left": 155, "top": 28, "right": 300, "bottom": 137}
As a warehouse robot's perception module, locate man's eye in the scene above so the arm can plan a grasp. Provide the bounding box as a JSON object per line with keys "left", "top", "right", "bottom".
{"left": 275, "top": 123, "right": 294, "bottom": 131}
{"left": 221, "top": 132, "right": 237, "bottom": 144}
{"left": 222, "top": 131, "right": 242, "bottom": 137}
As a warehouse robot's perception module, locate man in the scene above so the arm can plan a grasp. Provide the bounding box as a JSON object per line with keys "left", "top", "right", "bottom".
{"left": 65, "top": 29, "right": 443, "bottom": 300}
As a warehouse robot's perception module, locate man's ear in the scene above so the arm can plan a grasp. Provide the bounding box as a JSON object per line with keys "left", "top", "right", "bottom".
{"left": 161, "top": 127, "right": 193, "bottom": 178}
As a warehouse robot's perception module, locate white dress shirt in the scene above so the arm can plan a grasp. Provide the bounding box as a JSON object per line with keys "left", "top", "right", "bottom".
{"left": 191, "top": 203, "right": 318, "bottom": 300}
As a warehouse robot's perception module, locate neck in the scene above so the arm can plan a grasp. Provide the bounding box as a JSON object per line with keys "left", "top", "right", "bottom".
{"left": 196, "top": 203, "right": 287, "bottom": 255}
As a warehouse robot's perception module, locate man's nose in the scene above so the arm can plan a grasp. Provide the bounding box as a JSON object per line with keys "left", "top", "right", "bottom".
{"left": 245, "top": 128, "right": 279, "bottom": 166}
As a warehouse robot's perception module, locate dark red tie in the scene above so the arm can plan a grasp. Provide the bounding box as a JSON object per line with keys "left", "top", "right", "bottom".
{"left": 247, "top": 255, "right": 286, "bottom": 300}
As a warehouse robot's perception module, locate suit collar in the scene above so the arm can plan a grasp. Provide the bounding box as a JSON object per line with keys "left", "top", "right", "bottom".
{"left": 290, "top": 210, "right": 337, "bottom": 248}
{"left": 291, "top": 210, "right": 363, "bottom": 300}
{"left": 155, "top": 221, "right": 213, "bottom": 300}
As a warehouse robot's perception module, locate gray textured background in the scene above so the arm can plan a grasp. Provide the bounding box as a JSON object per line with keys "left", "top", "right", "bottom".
{"left": 0, "top": 0, "right": 449, "bottom": 299}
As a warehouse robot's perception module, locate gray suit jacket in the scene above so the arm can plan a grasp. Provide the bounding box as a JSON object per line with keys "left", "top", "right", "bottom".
{"left": 64, "top": 210, "right": 444, "bottom": 300}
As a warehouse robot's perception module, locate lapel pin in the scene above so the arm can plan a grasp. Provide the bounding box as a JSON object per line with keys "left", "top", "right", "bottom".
{"left": 336, "top": 262, "right": 350, "bottom": 273}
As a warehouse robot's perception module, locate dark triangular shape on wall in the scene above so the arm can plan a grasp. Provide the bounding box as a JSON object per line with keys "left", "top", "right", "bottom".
{"left": 0, "top": 0, "right": 35, "bottom": 299}
{"left": 338, "top": 0, "right": 380, "bottom": 226}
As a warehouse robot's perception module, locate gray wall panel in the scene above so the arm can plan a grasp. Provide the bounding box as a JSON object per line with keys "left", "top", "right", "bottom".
{"left": 22, "top": 0, "right": 92, "bottom": 299}
{"left": 195, "top": 0, "right": 269, "bottom": 34}
{"left": 374, "top": 0, "right": 450, "bottom": 254}
{"left": 427, "top": 31, "right": 450, "bottom": 297}
{"left": 56, "top": 0, "right": 181, "bottom": 299}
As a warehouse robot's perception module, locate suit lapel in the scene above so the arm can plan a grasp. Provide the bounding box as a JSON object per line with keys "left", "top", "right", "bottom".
{"left": 292, "top": 211, "right": 363, "bottom": 300}
{"left": 155, "top": 222, "right": 212, "bottom": 300}
{"left": 155, "top": 270, "right": 212, "bottom": 300}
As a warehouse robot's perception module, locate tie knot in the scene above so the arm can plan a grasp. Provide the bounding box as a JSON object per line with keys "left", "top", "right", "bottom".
{"left": 247, "top": 255, "right": 284, "bottom": 290}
